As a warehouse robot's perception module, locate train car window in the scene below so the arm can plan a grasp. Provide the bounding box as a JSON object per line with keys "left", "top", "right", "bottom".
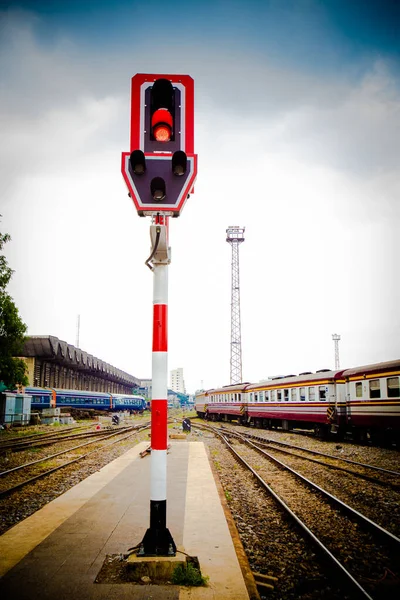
{"left": 255, "top": 393, "right": 258, "bottom": 402}
{"left": 319, "top": 386, "right": 326, "bottom": 401}
{"left": 277, "top": 390, "right": 282, "bottom": 401}
{"left": 291, "top": 389, "right": 297, "bottom": 401}
{"left": 259, "top": 391, "right": 264, "bottom": 402}
{"left": 309, "top": 387, "right": 316, "bottom": 401}
{"left": 250, "top": 392, "right": 254, "bottom": 402}
{"left": 238, "top": 393, "right": 241, "bottom": 401}
{"left": 387, "top": 377, "right": 400, "bottom": 397}
{"left": 284, "top": 389, "right": 289, "bottom": 401}
{"left": 355, "top": 382, "right": 363, "bottom": 398}
{"left": 300, "top": 387, "right": 306, "bottom": 401}
{"left": 369, "top": 379, "right": 381, "bottom": 399}
{"left": 265, "top": 391, "right": 270, "bottom": 402}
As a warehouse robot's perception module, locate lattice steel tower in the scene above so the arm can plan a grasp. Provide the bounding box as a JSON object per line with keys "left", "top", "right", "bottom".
{"left": 226, "top": 226, "right": 245, "bottom": 384}
{"left": 332, "top": 333, "right": 341, "bottom": 369}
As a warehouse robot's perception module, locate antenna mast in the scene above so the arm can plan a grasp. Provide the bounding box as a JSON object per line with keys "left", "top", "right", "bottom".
{"left": 332, "top": 333, "right": 341, "bottom": 369}
{"left": 226, "top": 226, "right": 245, "bottom": 384}
{"left": 76, "top": 315, "right": 80, "bottom": 348}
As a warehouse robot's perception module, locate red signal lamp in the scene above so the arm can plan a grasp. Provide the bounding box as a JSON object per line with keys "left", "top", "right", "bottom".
{"left": 152, "top": 108, "right": 173, "bottom": 142}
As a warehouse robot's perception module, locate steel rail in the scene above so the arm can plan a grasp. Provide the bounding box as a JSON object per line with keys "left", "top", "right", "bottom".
{"left": 0, "top": 425, "right": 95, "bottom": 450}
{"left": 243, "top": 432, "right": 400, "bottom": 477}
{"left": 0, "top": 426, "right": 134, "bottom": 453}
{"left": 0, "top": 425, "right": 150, "bottom": 499}
{"left": 234, "top": 432, "right": 400, "bottom": 552}
{"left": 194, "top": 422, "right": 391, "bottom": 600}
{"left": 0, "top": 425, "right": 145, "bottom": 478}
{"left": 0, "top": 424, "right": 92, "bottom": 447}
{"left": 246, "top": 438, "right": 400, "bottom": 491}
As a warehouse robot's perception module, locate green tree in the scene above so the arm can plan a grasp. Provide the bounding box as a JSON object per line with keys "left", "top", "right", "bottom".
{"left": 0, "top": 219, "right": 28, "bottom": 390}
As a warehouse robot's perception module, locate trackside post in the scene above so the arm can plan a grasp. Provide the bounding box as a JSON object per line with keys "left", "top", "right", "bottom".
{"left": 121, "top": 74, "right": 197, "bottom": 556}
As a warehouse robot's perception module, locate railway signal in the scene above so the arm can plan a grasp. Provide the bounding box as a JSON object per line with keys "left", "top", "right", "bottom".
{"left": 121, "top": 73, "right": 199, "bottom": 557}
{"left": 121, "top": 74, "right": 197, "bottom": 217}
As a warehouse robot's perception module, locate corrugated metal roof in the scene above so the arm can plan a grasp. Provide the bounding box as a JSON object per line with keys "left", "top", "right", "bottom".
{"left": 19, "top": 336, "right": 140, "bottom": 386}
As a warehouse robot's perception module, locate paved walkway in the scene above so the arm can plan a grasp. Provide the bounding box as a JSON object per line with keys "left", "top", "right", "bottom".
{"left": 0, "top": 441, "right": 250, "bottom": 599}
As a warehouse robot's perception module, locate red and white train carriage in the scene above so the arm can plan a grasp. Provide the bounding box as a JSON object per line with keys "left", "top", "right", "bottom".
{"left": 195, "top": 359, "right": 400, "bottom": 442}
{"left": 245, "top": 369, "right": 343, "bottom": 436}
{"left": 340, "top": 360, "right": 400, "bottom": 437}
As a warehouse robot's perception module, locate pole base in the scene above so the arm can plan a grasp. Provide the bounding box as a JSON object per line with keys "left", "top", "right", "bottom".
{"left": 138, "top": 527, "right": 177, "bottom": 557}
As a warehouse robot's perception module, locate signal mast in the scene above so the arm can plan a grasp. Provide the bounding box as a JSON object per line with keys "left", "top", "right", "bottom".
{"left": 226, "top": 226, "right": 245, "bottom": 384}
{"left": 332, "top": 333, "right": 341, "bottom": 369}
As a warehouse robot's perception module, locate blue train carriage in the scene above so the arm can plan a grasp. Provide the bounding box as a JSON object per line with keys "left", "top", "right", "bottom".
{"left": 112, "top": 393, "right": 147, "bottom": 413}
{"left": 25, "top": 387, "right": 54, "bottom": 409}
{"left": 26, "top": 387, "right": 112, "bottom": 411}
{"left": 54, "top": 389, "right": 112, "bottom": 410}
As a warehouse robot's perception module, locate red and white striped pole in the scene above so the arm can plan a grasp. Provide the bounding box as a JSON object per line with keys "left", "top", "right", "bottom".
{"left": 139, "top": 218, "right": 176, "bottom": 556}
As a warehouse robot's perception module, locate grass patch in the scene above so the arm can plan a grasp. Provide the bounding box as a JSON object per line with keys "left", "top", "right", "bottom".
{"left": 171, "top": 562, "right": 208, "bottom": 587}
{"left": 225, "top": 490, "right": 232, "bottom": 502}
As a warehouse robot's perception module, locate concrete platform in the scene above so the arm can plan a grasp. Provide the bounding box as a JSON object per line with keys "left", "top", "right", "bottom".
{"left": 0, "top": 442, "right": 252, "bottom": 599}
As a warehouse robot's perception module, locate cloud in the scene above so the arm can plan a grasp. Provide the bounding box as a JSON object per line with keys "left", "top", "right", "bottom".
{"left": 1, "top": 9, "right": 399, "bottom": 391}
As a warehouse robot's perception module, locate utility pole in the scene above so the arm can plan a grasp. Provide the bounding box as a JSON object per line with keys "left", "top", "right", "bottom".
{"left": 332, "top": 333, "right": 341, "bottom": 369}
{"left": 226, "top": 226, "right": 245, "bottom": 384}
{"left": 75, "top": 314, "right": 80, "bottom": 348}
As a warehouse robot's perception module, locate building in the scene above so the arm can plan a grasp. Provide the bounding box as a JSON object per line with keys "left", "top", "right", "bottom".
{"left": 18, "top": 336, "right": 140, "bottom": 395}
{"left": 170, "top": 368, "right": 186, "bottom": 394}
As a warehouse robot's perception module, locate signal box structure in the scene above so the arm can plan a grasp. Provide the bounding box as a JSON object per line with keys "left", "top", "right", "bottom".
{"left": 121, "top": 74, "right": 198, "bottom": 217}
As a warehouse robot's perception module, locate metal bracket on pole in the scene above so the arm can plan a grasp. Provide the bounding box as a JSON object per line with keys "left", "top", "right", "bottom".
{"left": 145, "top": 225, "right": 171, "bottom": 270}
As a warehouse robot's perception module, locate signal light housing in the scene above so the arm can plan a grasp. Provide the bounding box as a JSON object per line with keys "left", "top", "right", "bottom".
{"left": 130, "top": 150, "right": 146, "bottom": 175}
{"left": 123, "top": 74, "right": 197, "bottom": 217}
{"left": 151, "top": 177, "right": 166, "bottom": 201}
{"left": 172, "top": 151, "right": 187, "bottom": 176}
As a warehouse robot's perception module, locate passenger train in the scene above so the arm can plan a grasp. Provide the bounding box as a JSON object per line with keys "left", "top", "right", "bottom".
{"left": 26, "top": 387, "right": 147, "bottom": 413}
{"left": 195, "top": 360, "right": 400, "bottom": 442}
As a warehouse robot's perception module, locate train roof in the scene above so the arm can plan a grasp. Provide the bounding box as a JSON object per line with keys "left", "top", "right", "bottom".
{"left": 25, "top": 387, "right": 111, "bottom": 397}
{"left": 112, "top": 393, "right": 145, "bottom": 399}
{"left": 206, "top": 383, "right": 250, "bottom": 394}
{"left": 339, "top": 359, "right": 400, "bottom": 379}
{"left": 246, "top": 370, "right": 339, "bottom": 390}
{"left": 54, "top": 389, "right": 111, "bottom": 397}
{"left": 25, "top": 387, "right": 52, "bottom": 394}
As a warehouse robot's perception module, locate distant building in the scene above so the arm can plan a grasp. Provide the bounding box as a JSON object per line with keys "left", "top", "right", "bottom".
{"left": 170, "top": 368, "right": 186, "bottom": 394}
{"left": 138, "top": 379, "right": 152, "bottom": 399}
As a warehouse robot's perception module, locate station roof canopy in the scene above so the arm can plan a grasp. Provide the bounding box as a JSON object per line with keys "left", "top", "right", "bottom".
{"left": 20, "top": 336, "right": 140, "bottom": 386}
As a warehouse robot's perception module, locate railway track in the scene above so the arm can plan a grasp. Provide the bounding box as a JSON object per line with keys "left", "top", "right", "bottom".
{"left": 218, "top": 426, "right": 400, "bottom": 491}
{"left": 0, "top": 425, "right": 119, "bottom": 453}
{"left": 0, "top": 423, "right": 92, "bottom": 449}
{"left": 195, "top": 422, "right": 400, "bottom": 599}
{"left": 0, "top": 423, "right": 150, "bottom": 499}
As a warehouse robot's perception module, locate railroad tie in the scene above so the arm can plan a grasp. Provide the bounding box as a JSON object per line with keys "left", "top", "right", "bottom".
{"left": 253, "top": 571, "right": 278, "bottom": 591}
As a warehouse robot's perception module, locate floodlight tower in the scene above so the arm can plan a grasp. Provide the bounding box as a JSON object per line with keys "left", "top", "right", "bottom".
{"left": 332, "top": 333, "right": 341, "bottom": 369}
{"left": 226, "top": 226, "right": 245, "bottom": 384}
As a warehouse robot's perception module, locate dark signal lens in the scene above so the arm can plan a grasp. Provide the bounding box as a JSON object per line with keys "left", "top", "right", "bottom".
{"left": 151, "top": 177, "right": 166, "bottom": 201}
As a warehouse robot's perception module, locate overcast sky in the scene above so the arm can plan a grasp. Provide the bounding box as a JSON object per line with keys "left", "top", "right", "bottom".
{"left": 1, "top": 0, "right": 399, "bottom": 393}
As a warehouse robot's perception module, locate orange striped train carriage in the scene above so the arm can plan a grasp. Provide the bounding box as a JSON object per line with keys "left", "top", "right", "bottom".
{"left": 195, "top": 383, "right": 248, "bottom": 423}
{"left": 195, "top": 359, "right": 400, "bottom": 443}
{"left": 194, "top": 390, "right": 208, "bottom": 418}
{"left": 245, "top": 370, "right": 344, "bottom": 437}
{"left": 339, "top": 359, "right": 400, "bottom": 442}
